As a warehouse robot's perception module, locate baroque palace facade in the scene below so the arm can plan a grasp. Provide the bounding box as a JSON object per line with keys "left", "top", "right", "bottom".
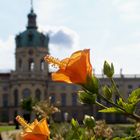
{"left": 0, "top": 8, "right": 140, "bottom": 123}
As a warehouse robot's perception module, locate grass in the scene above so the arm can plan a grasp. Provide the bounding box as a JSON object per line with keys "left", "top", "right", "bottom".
{"left": 0, "top": 125, "right": 15, "bottom": 132}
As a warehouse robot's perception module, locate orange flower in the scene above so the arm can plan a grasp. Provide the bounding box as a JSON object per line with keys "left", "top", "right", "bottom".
{"left": 44, "top": 49, "right": 92, "bottom": 84}
{"left": 16, "top": 115, "right": 50, "bottom": 140}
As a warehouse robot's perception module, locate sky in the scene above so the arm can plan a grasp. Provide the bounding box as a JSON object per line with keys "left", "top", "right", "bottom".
{"left": 0, "top": 0, "right": 140, "bottom": 74}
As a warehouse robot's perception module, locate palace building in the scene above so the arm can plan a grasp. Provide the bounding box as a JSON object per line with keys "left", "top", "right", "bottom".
{"left": 0, "top": 7, "right": 140, "bottom": 123}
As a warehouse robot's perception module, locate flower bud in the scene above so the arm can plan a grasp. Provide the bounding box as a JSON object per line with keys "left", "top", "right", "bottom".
{"left": 83, "top": 115, "right": 96, "bottom": 129}
{"left": 83, "top": 75, "right": 99, "bottom": 94}
{"left": 102, "top": 86, "right": 112, "bottom": 100}
{"left": 78, "top": 90, "right": 96, "bottom": 104}
{"left": 103, "top": 61, "right": 114, "bottom": 78}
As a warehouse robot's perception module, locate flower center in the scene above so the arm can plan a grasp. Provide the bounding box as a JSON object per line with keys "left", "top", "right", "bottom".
{"left": 16, "top": 115, "right": 32, "bottom": 130}
{"left": 44, "top": 55, "right": 66, "bottom": 68}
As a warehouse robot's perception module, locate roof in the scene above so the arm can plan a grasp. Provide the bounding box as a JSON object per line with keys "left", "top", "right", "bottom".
{"left": 16, "top": 29, "right": 49, "bottom": 48}
{"left": 15, "top": 9, "right": 49, "bottom": 48}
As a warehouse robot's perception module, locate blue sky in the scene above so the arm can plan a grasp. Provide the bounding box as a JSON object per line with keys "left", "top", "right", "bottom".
{"left": 0, "top": 0, "right": 140, "bottom": 74}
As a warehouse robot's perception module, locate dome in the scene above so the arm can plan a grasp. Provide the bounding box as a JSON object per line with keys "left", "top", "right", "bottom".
{"left": 15, "top": 9, "right": 49, "bottom": 48}
{"left": 16, "top": 29, "right": 49, "bottom": 48}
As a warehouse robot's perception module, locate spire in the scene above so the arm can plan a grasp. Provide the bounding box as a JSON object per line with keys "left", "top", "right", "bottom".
{"left": 31, "top": 0, "right": 33, "bottom": 12}
{"left": 27, "top": 0, "right": 37, "bottom": 29}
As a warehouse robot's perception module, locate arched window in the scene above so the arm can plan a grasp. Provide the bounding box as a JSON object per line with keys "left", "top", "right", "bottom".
{"left": 40, "top": 59, "right": 45, "bottom": 71}
{"left": 29, "top": 58, "right": 34, "bottom": 71}
{"left": 14, "top": 89, "right": 18, "bottom": 107}
{"left": 18, "top": 59, "right": 22, "bottom": 70}
{"left": 50, "top": 93, "right": 55, "bottom": 104}
{"left": 28, "top": 34, "right": 33, "bottom": 42}
{"left": 35, "top": 89, "right": 41, "bottom": 101}
{"left": 2, "top": 94, "right": 8, "bottom": 107}
{"left": 72, "top": 93, "right": 77, "bottom": 106}
{"left": 23, "top": 88, "right": 31, "bottom": 99}
{"left": 61, "top": 93, "right": 66, "bottom": 106}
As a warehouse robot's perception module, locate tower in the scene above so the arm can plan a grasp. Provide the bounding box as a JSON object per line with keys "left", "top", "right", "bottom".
{"left": 10, "top": 6, "right": 49, "bottom": 119}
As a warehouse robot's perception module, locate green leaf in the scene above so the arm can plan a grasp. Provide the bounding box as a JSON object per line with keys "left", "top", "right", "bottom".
{"left": 117, "top": 98, "right": 123, "bottom": 107}
{"left": 128, "top": 88, "right": 140, "bottom": 104}
{"left": 117, "top": 98, "right": 136, "bottom": 114}
{"left": 78, "top": 91, "right": 96, "bottom": 104}
{"left": 99, "top": 107, "right": 124, "bottom": 113}
{"left": 71, "top": 118, "right": 79, "bottom": 129}
{"left": 102, "top": 85, "right": 112, "bottom": 100}
{"left": 124, "top": 103, "right": 136, "bottom": 114}
{"left": 117, "top": 88, "right": 140, "bottom": 113}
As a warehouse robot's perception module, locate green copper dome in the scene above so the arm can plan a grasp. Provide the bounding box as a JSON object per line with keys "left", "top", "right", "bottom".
{"left": 15, "top": 9, "right": 49, "bottom": 48}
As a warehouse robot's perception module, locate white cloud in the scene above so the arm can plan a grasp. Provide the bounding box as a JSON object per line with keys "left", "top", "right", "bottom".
{"left": 38, "top": 25, "right": 80, "bottom": 55}
{"left": 48, "top": 26, "right": 79, "bottom": 48}
{"left": 113, "top": 0, "right": 140, "bottom": 21}
{"left": 0, "top": 35, "right": 15, "bottom": 71}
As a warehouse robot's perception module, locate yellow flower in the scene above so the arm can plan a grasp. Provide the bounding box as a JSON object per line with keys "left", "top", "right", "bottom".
{"left": 16, "top": 115, "right": 50, "bottom": 140}
{"left": 44, "top": 49, "right": 92, "bottom": 84}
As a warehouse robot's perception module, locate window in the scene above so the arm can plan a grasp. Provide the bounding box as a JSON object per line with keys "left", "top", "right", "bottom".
{"left": 23, "top": 88, "right": 31, "bottom": 99}
{"left": 18, "top": 59, "right": 22, "bottom": 69}
{"left": 61, "top": 93, "right": 66, "bottom": 106}
{"left": 128, "top": 85, "right": 133, "bottom": 89}
{"left": 29, "top": 58, "right": 34, "bottom": 71}
{"left": 28, "top": 34, "right": 33, "bottom": 42}
{"left": 40, "top": 60, "right": 45, "bottom": 71}
{"left": 72, "top": 93, "right": 77, "bottom": 106}
{"left": 128, "top": 85, "right": 133, "bottom": 95}
{"left": 14, "top": 89, "right": 18, "bottom": 107}
{"left": 3, "top": 94, "right": 8, "bottom": 107}
{"left": 50, "top": 93, "right": 55, "bottom": 104}
{"left": 35, "top": 89, "right": 41, "bottom": 101}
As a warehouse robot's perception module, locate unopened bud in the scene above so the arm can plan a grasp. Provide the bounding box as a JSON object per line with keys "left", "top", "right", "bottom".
{"left": 78, "top": 90, "right": 96, "bottom": 104}
{"left": 83, "top": 115, "right": 96, "bottom": 128}
{"left": 103, "top": 61, "right": 114, "bottom": 78}
{"left": 102, "top": 86, "right": 112, "bottom": 100}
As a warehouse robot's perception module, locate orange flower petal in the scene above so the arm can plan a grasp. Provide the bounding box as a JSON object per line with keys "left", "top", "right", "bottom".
{"left": 44, "top": 49, "right": 92, "bottom": 84}
{"left": 22, "top": 133, "right": 48, "bottom": 140}
{"left": 33, "top": 119, "right": 50, "bottom": 136}
{"left": 53, "top": 49, "right": 92, "bottom": 84}
{"left": 52, "top": 70, "right": 72, "bottom": 83}
{"left": 16, "top": 116, "right": 50, "bottom": 140}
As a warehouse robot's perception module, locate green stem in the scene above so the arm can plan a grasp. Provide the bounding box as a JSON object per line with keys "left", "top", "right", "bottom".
{"left": 110, "top": 78, "right": 125, "bottom": 101}
{"left": 97, "top": 93, "right": 125, "bottom": 111}
{"left": 95, "top": 101, "right": 108, "bottom": 109}
{"left": 97, "top": 93, "right": 140, "bottom": 121}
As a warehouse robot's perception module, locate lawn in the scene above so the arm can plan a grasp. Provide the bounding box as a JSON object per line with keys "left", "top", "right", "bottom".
{"left": 0, "top": 125, "right": 15, "bottom": 132}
